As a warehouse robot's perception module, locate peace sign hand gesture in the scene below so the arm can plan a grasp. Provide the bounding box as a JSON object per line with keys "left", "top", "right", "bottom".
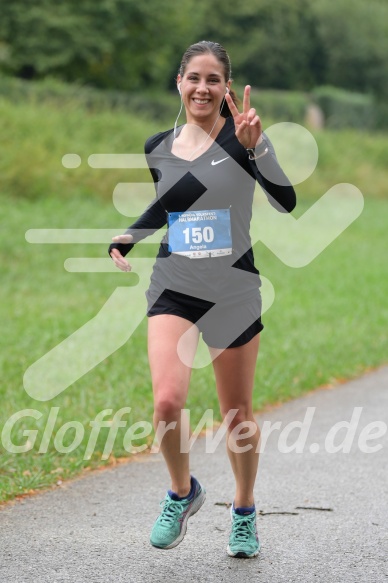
{"left": 225, "top": 85, "right": 262, "bottom": 149}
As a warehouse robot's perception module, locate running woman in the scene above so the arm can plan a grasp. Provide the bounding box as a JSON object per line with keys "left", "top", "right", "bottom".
{"left": 109, "top": 40, "right": 296, "bottom": 558}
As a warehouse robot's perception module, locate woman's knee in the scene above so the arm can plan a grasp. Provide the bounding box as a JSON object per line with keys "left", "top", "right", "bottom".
{"left": 220, "top": 404, "right": 255, "bottom": 431}
{"left": 153, "top": 389, "right": 186, "bottom": 422}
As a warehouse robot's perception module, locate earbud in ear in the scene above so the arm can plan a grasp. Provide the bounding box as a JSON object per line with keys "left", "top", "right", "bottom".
{"left": 226, "top": 87, "right": 230, "bottom": 94}
{"left": 178, "top": 83, "right": 182, "bottom": 95}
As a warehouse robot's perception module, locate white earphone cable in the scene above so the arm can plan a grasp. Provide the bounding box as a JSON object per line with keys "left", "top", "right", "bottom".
{"left": 173, "top": 95, "right": 184, "bottom": 138}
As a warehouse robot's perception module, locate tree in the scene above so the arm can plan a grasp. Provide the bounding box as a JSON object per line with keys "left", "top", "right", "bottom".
{"left": 198, "top": 0, "right": 323, "bottom": 90}
{"left": 311, "top": 0, "right": 388, "bottom": 97}
{"left": 0, "top": 0, "right": 203, "bottom": 90}
{"left": 1, "top": 0, "right": 387, "bottom": 97}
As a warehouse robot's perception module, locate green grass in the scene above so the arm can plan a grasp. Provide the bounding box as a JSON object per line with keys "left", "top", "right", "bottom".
{"left": 1, "top": 193, "right": 387, "bottom": 503}
{"left": 1, "top": 97, "right": 388, "bottom": 201}
{"left": 1, "top": 97, "right": 388, "bottom": 503}
{"left": 0, "top": 97, "right": 160, "bottom": 201}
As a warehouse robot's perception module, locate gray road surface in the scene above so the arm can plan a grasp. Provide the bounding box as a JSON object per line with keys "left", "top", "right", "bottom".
{"left": 1, "top": 367, "right": 387, "bottom": 583}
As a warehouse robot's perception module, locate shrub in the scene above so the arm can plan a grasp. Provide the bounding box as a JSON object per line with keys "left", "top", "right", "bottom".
{"left": 311, "top": 86, "right": 376, "bottom": 130}
{"left": 0, "top": 75, "right": 179, "bottom": 122}
{"left": 249, "top": 87, "right": 309, "bottom": 124}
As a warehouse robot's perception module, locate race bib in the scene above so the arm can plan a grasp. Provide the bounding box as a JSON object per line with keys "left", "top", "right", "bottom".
{"left": 167, "top": 208, "right": 232, "bottom": 258}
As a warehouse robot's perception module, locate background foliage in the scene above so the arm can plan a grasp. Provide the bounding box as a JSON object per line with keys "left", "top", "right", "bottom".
{"left": 1, "top": 0, "right": 388, "bottom": 502}
{"left": 1, "top": 0, "right": 388, "bottom": 97}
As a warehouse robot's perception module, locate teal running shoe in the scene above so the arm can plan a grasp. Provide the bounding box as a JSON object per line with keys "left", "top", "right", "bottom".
{"left": 150, "top": 476, "right": 206, "bottom": 549}
{"left": 227, "top": 504, "right": 260, "bottom": 558}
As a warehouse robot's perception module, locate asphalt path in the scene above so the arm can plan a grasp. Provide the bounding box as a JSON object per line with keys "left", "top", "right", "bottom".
{"left": 1, "top": 367, "right": 387, "bottom": 582}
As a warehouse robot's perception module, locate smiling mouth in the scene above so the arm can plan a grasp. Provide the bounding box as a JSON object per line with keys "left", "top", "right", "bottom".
{"left": 193, "top": 98, "right": 211, "bottom": 105}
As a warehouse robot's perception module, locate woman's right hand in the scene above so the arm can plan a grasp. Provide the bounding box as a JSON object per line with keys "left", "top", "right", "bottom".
{"left": 110, "top": 234, "right": 133, "bottom": 272}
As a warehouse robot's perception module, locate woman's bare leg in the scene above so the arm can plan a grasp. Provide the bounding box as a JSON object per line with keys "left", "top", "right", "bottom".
{"left": 209, "top": 335, "right": 260, "bottom": 507}
{"left": 148, "top": 314, "right": 199, "bottom": 497}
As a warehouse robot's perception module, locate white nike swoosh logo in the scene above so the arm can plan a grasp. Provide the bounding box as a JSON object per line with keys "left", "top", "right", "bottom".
{"left": 211, "top": 157, "right": 230, "bottom": 165}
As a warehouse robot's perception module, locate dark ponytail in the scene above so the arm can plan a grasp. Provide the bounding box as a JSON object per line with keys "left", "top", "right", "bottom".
{"left": 221, "top": 88, "right": 239, "bottom": 118}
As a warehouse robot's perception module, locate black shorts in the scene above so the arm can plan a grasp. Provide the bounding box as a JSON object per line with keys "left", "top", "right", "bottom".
{"left": 147, "top": 288, "right": 263, "bottom": 349}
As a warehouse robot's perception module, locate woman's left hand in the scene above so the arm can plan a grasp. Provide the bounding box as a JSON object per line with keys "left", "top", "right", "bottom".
{"left": 225, "top": 85, "right": 262, "bottom": 149}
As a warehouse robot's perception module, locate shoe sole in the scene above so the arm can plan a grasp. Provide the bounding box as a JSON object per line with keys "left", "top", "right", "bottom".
{"left": 226, "top": 544, "right": 260, "bottom": 558}
{"left": 151, "top": 484, "right": 206, "bottom": 550}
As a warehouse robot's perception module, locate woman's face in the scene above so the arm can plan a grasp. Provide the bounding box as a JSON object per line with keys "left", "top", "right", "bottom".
{"left": 178, "top": 54, "right": 230, "bottom": 124}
